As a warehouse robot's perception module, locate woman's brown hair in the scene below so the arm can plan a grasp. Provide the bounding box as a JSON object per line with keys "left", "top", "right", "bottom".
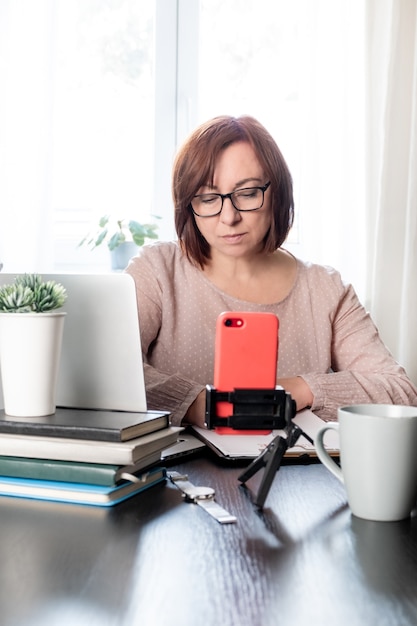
{"left": 173, "top": 115, "right": 294, "bottom": 268}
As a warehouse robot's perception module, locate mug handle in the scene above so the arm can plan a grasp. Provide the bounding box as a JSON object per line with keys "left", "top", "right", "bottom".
{"left": 315, "top": 424, "right": 343, "bottom": 483}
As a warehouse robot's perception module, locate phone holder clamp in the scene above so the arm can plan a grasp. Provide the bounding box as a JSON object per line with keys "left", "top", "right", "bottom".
{"left": 205, "top": 384, "right": 295, "bottom": 431}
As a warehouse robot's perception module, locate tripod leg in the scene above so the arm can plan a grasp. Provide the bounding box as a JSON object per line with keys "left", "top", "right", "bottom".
{"left": 253, "top": 436, "right": 289, "bottom": 508}
{"left": 238, "top": 442, "right": 272, "bottom": 485}
{"left": 238, "top": 422, "right": 305, "bottom": 508}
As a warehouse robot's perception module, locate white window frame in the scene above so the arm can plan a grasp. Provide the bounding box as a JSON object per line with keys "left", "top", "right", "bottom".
{"left": 153, "top": 0, "right": 200, "bottom": 242}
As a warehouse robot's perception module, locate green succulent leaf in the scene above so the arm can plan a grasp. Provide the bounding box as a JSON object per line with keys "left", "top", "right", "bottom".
{"left": 0, "top": 275, "right": 67, "bottom": 313}
{"left": 0, "top": 284, "right": 34, "bottom": 312}
{"left": 32, "top": 281, "right": 67, "bottom": 312}
{"left": 15, "top": 274, "right": 43, "bottom": 291}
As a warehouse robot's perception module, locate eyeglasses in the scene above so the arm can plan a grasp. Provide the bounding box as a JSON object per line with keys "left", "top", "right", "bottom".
{"left": 190, "top": 181, "right": 271, "bottom": 217}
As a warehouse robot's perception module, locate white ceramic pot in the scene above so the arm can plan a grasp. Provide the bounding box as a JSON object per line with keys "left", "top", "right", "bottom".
{"left": 0, "top": 311, "right": 66, "bottom": 417}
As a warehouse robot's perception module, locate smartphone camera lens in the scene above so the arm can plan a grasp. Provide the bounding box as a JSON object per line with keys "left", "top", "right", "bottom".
{"left": 224, "top": 317, "right": 243, "bottom": 327}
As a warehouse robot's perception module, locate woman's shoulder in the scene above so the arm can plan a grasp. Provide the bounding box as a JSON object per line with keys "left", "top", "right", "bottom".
{"left": 293, "top": 256, "right": 349, "bottom": 297}
{"left": 135, "top": 240, "right": 180, "bottom": 260}
{"left": 126, "top": 240, "right": 196, "bottom": 281}
{"left": 128, "top": 240, "right": 179, "bottom": 267}
{"left": 296, "top": 257, "right": 343, "bottom": 282}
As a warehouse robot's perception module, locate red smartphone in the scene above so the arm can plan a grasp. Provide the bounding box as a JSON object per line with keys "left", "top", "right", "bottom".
{"left": 213, "top": 311, "right": 279, "bottom": 434}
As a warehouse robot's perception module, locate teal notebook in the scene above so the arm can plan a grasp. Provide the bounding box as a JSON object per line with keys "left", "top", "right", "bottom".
{"left": 0, "top": 466, "right": 166, "bottom": 507}
{"left": 0, "top": 451, "right": 163, "bottom": 486}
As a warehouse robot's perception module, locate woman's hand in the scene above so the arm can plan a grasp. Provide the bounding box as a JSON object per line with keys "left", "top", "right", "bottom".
{"left": 183, "top": 389, "right": 207, "bottom": 428}
{"left": 277, "top": 376, "right": 313, "bottom": 411}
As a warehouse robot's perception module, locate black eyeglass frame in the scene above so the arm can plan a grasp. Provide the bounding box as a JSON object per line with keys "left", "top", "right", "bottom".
{"left": 190, "top": 181, "right": 271, "bottom": 218}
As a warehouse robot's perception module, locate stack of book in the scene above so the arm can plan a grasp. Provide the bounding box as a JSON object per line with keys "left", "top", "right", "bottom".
{"left": 0, "top": 408, "right": 180, "bottom": 507}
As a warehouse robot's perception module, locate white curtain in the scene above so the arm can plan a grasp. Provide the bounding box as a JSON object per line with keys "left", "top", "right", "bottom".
{"left": 0, "top": 0, "right": 57, "bottom": 271}
{"left": 365, "top": 0, "right": 417, "bottom": 385}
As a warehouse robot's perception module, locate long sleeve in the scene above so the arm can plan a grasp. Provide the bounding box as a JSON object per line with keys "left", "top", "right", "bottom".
{"left": 142, "top": 363, "right": 204, "bottom": 426}
{"left": 301, "top": 282, "right": 417, "bottom": 420}
{"left": 126, "top": 243, "right": 205, "bottom": 425}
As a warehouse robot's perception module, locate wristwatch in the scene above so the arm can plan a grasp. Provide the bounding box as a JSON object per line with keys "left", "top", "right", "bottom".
{"left": 167, "top": 471, "right": 237, "bottom": 525}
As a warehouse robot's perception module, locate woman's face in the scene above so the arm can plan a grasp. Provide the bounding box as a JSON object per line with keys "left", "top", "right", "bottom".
{"left": 193, "top": 141, "right": 272, "bottom": 262}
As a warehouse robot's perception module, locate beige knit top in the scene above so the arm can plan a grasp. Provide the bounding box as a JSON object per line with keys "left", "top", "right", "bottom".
{"left": 126, "top": 241, "right": 417, "bottom": 425}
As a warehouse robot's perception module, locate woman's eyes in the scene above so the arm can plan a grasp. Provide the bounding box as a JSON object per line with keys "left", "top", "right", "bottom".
{"left": 200, "top": 195, "right": 218, "bottom": 204}
{"left": 235, "top": 189, "right": 257, "bottom": 198}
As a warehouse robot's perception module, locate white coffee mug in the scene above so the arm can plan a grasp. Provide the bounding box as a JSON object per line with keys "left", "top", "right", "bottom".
{"left": 315, "top": 404, "right": 417, "bottom": 522}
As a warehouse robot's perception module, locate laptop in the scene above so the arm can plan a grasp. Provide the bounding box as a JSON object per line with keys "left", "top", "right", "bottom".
{"left": 160, "top": 431, "right": 206, "bottom": 463}
{"left": 0, "top": 273, "right": 148, "bottom": 413}
{"left": 192, "top": 409, "right": 340, "bottom": 463}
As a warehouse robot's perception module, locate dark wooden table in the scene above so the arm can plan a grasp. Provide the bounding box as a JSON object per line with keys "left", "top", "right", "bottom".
{"left": 0, "top": 452, "right": 417, "bottom": 626}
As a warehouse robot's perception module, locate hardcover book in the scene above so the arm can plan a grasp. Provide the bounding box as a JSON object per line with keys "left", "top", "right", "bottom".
{"left": 0, "top": 426, "right": 183, "bottom": 465}
{"left": 0, "top": 408, "right": 170, "bottom": 442}
{"left": 0, "top": 450, "right": 163, "bottom": 486}
{"left": 0, "top": 466, "right": 166, "bottom": 507}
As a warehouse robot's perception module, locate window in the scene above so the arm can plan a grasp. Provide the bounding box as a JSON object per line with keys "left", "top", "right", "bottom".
{"left": 0, "top": 0, "right": 157, "bottom": 272}
{"left": 0, "top": 0, "right": 366, "bottom": 297}
{"left": 51, "top": 0, "right": 155, "bottom": 271}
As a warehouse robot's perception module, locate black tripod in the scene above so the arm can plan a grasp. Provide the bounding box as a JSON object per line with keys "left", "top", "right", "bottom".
{"left": 238, "top": 419, "right": 313, "bottom": 508}
{"left": 205, "top": 384, "right": 313, "bottom": 508}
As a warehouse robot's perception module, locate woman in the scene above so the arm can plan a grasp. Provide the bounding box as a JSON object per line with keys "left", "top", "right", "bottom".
{"left": 126, "top": 115, "right": 417, "bottom": 427}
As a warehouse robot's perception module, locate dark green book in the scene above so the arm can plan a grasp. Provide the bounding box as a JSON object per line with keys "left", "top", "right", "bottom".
{"left": 0, "top": 450, "right": 163, "bottom": 486}
{"left": 0, "top": 408, "right": 170, "bottom": 442}
{"left": 0, "top": 466, "right": 166, "bottom": 507}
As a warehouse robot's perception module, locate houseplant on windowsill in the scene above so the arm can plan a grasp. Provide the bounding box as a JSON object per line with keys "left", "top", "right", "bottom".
{"left": 0, "top": 274, "right": 67, "bottom": 417}
{"left": 79, "top": 215, "right": 159, "bottom": 270}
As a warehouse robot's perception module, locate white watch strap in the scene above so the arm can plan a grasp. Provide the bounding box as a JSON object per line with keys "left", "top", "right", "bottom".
{"left": 167, "top": 471, "right": 237, "bottom": 525}
{"left": 195, "top": 497, "right": 237, "bottom": 524}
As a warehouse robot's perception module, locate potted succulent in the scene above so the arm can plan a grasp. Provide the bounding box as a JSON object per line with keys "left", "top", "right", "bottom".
{"left": 0, "top": 274, "right": 67, "bottom": 417}
{"left": 79, "top": 215, "right": 159, "bottom": 270}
